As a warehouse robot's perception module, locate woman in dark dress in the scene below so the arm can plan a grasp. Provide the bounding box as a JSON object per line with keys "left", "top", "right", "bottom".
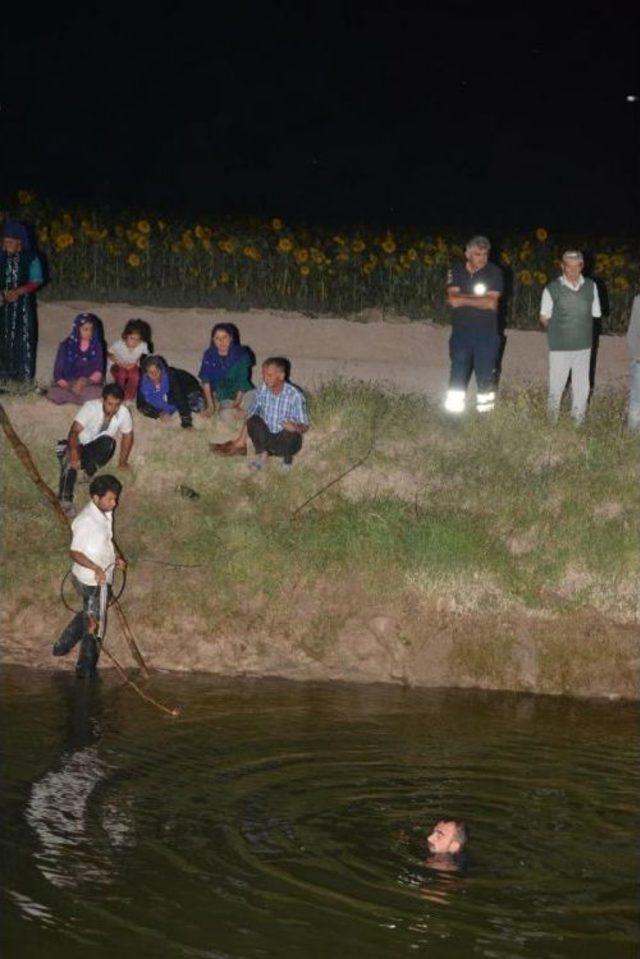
{"left": 0, "top": 221, "right": 44, "bottom": 383}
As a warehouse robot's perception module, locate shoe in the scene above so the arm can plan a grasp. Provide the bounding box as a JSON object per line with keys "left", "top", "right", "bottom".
{"left": 248, "top": 458, "right": 265, "bottom": 471}
{"left": 210, "top": 440, "right": 234, "bottom": 453}
{"left": 280, "top": 462, "right": 292, "bottom": 473}
{"left": 225, "top": 445, "right": 247, "bottom": 457}
{"left": 60, "top": 500, "right": 77, "bottom": 518}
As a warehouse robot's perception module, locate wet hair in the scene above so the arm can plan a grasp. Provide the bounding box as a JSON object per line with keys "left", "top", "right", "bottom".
{"left": 211, "top": 322, "right": 240, "bottom": 344}
{"left": 89, "top": 474, "right": 122, "bottom": 499}
{"left": 263, "top": 356, "right": 290, "bottom": 377}
{"left": 466, "top": 235, "right": 491, "bottom": 252}
{"left": 123, "top": 318, "right": 153, "bottom": 349}
{"left": 102, "top": 383, "right": 125, "bottom": 401}
{"left": 440, "top": 818, "right": 468, "bottom": 848}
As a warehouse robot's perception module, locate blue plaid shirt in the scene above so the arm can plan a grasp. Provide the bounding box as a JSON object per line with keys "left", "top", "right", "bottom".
{"left": 248, "top": 382, "right": 309, "bottom": 433}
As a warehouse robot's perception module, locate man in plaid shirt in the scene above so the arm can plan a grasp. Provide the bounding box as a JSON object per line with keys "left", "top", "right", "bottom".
{"left": 246, "top": 357, "right": 309, "bottom": 471}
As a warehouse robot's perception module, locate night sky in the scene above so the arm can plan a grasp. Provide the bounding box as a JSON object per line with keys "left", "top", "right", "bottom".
{"left": 3, "top": 2, "right": 639, "bottom": 235}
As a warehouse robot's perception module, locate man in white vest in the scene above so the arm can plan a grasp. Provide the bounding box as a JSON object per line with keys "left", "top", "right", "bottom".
{"left": 539, "top": 251, "right": 601, "bottom": 424}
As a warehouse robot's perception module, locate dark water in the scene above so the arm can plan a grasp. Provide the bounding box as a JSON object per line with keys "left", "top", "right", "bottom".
{"left": 1, "top": 667, "right": 638, "bottom": 959}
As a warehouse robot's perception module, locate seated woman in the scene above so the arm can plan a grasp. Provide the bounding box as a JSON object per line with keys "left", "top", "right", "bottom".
{"left": 47, "top": 313, "right": 105, "bottom": 405}
{"left": 137, "top": 355, "right": 205, "bottom": 429}
{"left": 199, "top": 323, "right": 254, "bottom": 429}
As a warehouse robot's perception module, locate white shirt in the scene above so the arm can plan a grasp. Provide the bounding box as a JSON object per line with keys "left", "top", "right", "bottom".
{"left": 109, "top": 339, "right": 148, "bottom": 365}
{"left": 540, "top": 275, "right": 602, "bottom": 319}
{"left": 75, "top": 399, "right": 133, "bottom": 446}
{"left": 71, "top": 501, "right": 116, "bottom": 586}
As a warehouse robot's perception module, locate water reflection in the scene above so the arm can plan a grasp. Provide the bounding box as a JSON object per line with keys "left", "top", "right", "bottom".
{"left": 25, "top": 678, "right": 134, "bottom": 888}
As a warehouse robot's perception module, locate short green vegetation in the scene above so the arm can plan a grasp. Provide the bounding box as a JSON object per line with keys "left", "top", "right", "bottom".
{"left": 2, "top": 382, "right": 638, "bottom": 644}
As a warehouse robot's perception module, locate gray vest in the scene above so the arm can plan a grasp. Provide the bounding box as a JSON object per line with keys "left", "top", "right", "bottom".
{"left": 546, "top": 277, "right": 595, "bottom": 352}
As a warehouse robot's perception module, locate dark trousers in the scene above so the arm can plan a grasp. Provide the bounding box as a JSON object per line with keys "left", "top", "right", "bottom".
{"left": 449, "top": 329, "right": 500, "bottom": 393}
{"left": 57, "top": 435, "right": 115, "bottom": 502}
{"left": 53, "top": 577, "right": 110, "bottom": 677}
{"left": 247, "top": 414, "right": 302, "bottom": 465}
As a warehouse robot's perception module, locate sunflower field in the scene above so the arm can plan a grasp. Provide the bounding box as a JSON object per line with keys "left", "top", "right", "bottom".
{"left": 5, "top": 191, "right": 638, "bottom": 332}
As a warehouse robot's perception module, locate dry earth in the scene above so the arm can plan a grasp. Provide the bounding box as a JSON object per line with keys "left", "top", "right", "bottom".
{"left": 34, "top": 300, "right": 629, "bottom": 398}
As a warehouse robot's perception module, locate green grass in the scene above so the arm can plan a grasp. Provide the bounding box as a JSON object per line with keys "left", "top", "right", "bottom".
{"left": 2, "top": 381, "right": 639, "bottom": 651}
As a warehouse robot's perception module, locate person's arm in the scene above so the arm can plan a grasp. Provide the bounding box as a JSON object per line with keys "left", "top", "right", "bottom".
{"left": 283, "top": 392, "right": 310, "bottom": 433}
{"left": 53, "top": 343, "right": 68, "bottom": 386}
{"left": 67, "top": 421, "right": 83, "bottom": 469}
{"left": 118, "top": 430, "right": 133, "bottom": 468}
{"left": 447, "top": 286, "right": 501, "bottom": 311}
{"left": 539, "top": 287, "right": 553, "bottom": 329}
{"left": 4, "top": 257, "right": 43, "bottom": 302}
{"left": 70, "top": 550, "right": 108, "bottom": 585}
{"left": 201, "top": 381, "right": 216, "bottom": 416}
{"left": 136, "top": 389, "right": 161, "bottom": 418}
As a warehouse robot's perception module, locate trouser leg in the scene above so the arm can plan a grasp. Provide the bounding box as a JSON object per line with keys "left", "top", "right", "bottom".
{"left": 569, "top": 349, "right": 591, "bottom": 423}
{"left": 267, "top": 429, "right": 303, "bottom": 464}
{"left": 80, "top": 436, "right": 116, "bottom": 476}
{"left": 247, "top": 414, "right": 270, "bottom": 454}
{"left": 58, "top": 456, "right": 78, "bottom": 502}
{"left": 474, "top": 333, "right": 499, "bottom": 411}
{"left": 629, "top": 360, "right": 640, "bottom": 432}
{"left": 446, "top": 330, "right": 473, "bottom": 413}
{"left": 547, "top": 351, "right": 571, "bottom": 420}
{"left": 75, "top": 583, "right": 107, "bottom": 678}
{"left": 53, "top": 612, "right": 85, "bottom": 656}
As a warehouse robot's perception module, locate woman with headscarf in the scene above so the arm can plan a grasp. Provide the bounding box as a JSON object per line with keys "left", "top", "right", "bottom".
{"left": 0, "top": 221, "right": 44, "bottom": 383}
{"left": 199, "top": 322, "right": 254, "bottom": 423}
{"left": 47, "top": 312, "right": 105, "bottom": 404}
{"left": 137, "top": 355, "right": 205, "bottom": 428}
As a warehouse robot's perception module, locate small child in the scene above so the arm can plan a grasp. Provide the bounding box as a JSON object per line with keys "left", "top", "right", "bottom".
{"left": 108, "top": 319, "right": 152, "bottom": 404}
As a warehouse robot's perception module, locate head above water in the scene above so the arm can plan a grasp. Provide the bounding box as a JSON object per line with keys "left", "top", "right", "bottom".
{"left": 427, "top": 819, "right": 468, "bottom": 856}
{"left": 89, "top": 474, "right": 122, "bottom": 513}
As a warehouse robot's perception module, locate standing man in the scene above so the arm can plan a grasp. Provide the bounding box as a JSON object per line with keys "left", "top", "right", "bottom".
{"left": 53, "top": 474, "right": 126, "bottom": 679}
{"left": 626, "top": 291, "right": 640, "bottom": 432}
{"left": 57, "top": 383, "right": 133, "bottom": 517}
{"left": 225, "top": 357, "right": 309, "bottom": 472}
{"left": 539, "top": 250, "right": 601, "bottom": 424}
{"left": 445, "top": 236, "right": 504, "bottom": 414}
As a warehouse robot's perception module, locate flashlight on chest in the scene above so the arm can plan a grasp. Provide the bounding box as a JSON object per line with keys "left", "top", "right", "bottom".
{"left": 473, "top": 282, "right": 487, "bottom": 296}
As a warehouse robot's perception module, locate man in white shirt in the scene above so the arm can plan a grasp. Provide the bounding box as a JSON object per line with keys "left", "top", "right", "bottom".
{"left": 53, "top": 474, "right": 127, "bottom": 678}
{"left": 539, "top": 251, "right": 601, "bottom": 423}
{"left": 57, "top": 383, "right": 134, "bottom": 516}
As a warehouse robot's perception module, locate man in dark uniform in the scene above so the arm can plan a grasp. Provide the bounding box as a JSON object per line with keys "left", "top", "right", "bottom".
{"left": 445, "top": 235, "right": 504, "bottom": 414}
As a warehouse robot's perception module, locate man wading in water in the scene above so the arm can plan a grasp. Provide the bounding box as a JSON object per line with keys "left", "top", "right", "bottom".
{"left": 53, "top": 474, "right": 126, "bottom": 679}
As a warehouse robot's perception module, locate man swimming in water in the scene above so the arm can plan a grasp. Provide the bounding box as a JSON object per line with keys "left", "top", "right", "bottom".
{"left": 426, "top": 819, "right": 468, "bottom": 866}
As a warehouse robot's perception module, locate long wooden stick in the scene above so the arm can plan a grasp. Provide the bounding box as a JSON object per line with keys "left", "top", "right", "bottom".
{"left": 0, "top": 400, "right": 157, "bottom": 687}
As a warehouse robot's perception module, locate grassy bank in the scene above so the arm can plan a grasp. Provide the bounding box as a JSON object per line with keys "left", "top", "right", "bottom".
{"left": 1, "top": 381, "right": 639, "bottom": 697}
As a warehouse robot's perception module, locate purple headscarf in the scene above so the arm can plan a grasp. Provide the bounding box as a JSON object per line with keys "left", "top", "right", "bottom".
{"left": 53, "top": 313, "right": 104, "bottom": 381}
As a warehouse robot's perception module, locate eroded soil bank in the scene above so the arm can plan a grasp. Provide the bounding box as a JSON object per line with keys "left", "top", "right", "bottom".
{"left": 2, "top": 586, "right": 638, "bottom": 700}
